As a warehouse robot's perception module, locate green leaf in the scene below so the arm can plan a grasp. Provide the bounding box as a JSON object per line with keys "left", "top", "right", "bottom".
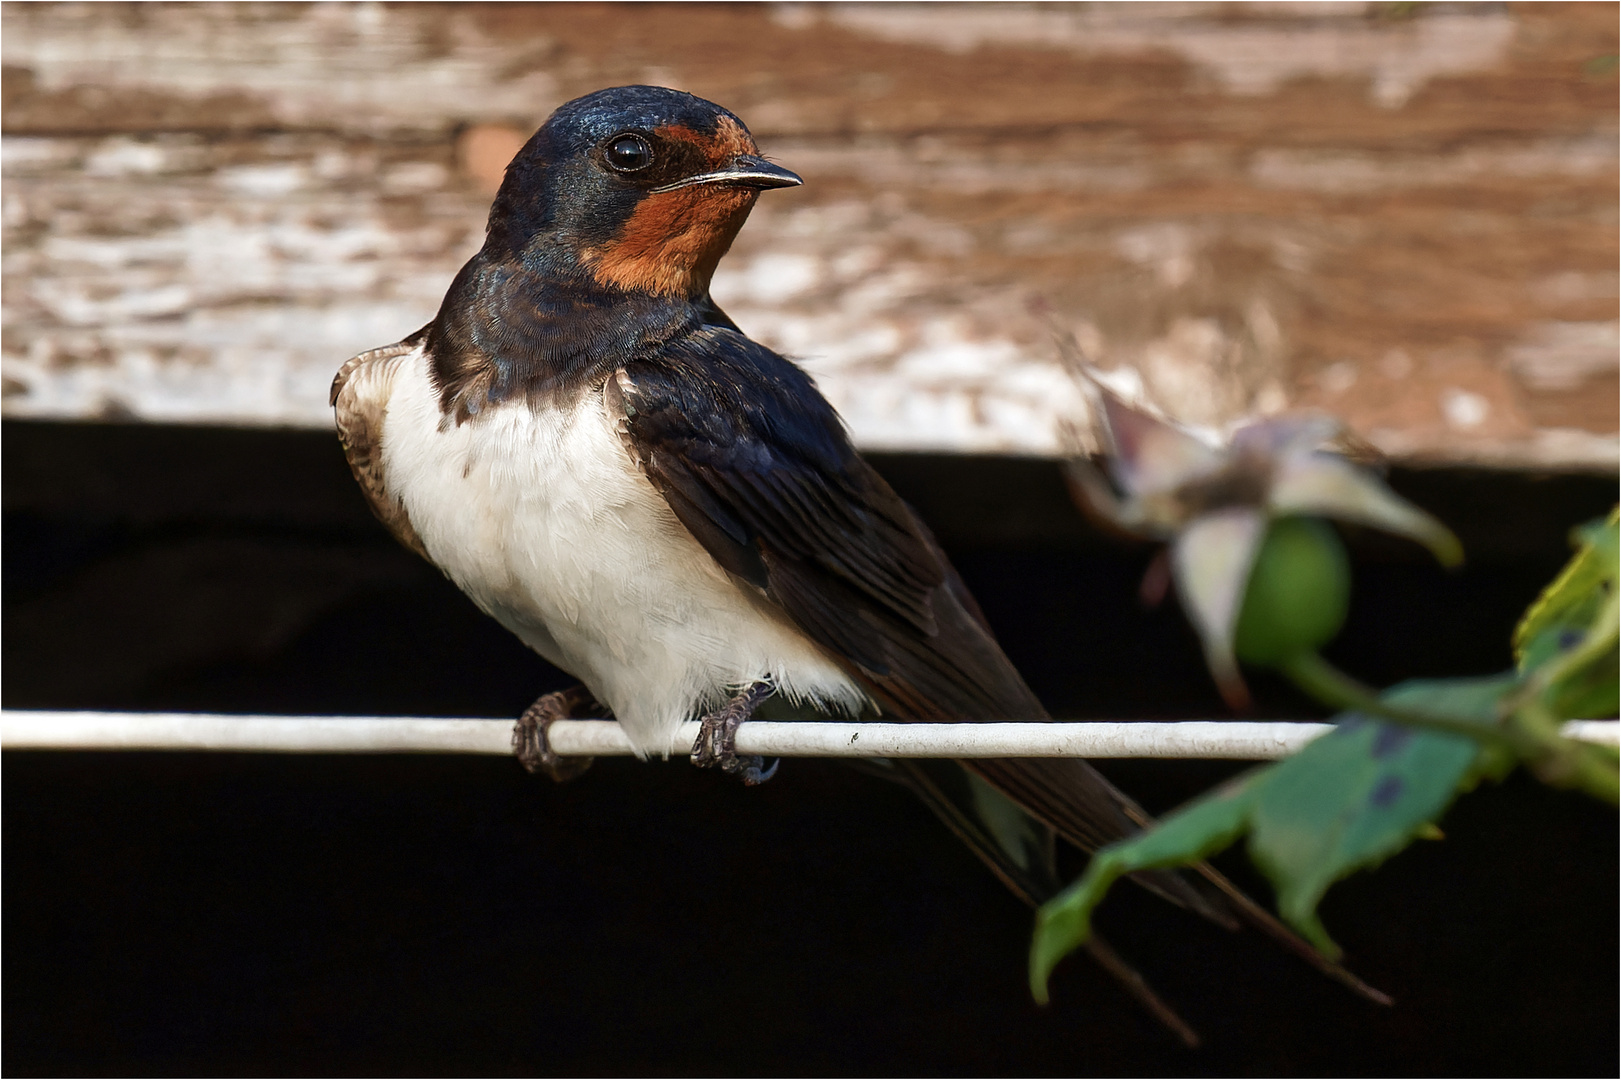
{"left": 1029, "top": 771, "right": 1265, "bottom": 1003}
{"left": 1514, "top": 508, "right": 1618, "bottom": 667}
{"left": 1514, "top": 508, "right": 1619, "bottom": 720}
{"left": 1521, "top": 627, "right": 1619, "bottom": 719}
{"left": 1248, "top": 676, "right": 1515, "bottom": 957}
{"left": 1029, "top": 676, "right": 1519, "bottom": 1003}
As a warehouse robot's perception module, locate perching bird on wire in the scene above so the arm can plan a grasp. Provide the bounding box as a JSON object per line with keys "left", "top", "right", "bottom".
{"left": 332, "top": 85, "right": 1382, "bottom": 1042}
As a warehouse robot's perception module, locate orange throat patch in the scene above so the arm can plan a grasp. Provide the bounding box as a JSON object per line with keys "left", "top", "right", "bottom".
{"left": 582, "top": 184, "right": 759, "bottom": 299}
{"left": 583, "top": 115, "right": 764, "bottom": 299}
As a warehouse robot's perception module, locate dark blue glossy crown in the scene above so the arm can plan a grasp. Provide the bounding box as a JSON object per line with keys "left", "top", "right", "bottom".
{"left": 541, "top": 85, "right": 747, "bottom": 152}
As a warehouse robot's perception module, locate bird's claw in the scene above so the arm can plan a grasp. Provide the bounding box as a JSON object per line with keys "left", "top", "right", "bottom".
{"left": 691, "top": 682, "right": 778, "bottom": 785}
{"left": 513, "top": 688, "right": 596, "bottom": 782}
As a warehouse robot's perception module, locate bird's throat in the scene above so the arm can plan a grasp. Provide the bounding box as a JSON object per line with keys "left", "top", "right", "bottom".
{"left": 581, "top": 186, "right": 759, "bottom": 300}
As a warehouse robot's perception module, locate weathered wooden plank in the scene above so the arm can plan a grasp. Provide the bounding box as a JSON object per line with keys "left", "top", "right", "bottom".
{"left": 3, "top": 2, "right": 1615, "bottom": 467}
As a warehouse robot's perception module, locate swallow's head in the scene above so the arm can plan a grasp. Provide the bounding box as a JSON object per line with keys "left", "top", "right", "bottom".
{"left": 488, "top": 85, "right": 801, "bottom": 300}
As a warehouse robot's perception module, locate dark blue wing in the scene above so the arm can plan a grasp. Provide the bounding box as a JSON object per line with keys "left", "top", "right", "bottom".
{"left": 609, "top": 326, "right": 1300, "bottom": 925}
{"left": 609, "top": 328, "right": 1177, "bottom": 847}
{"left": 610, "top": 327, "right": 1032, "bottom": 717}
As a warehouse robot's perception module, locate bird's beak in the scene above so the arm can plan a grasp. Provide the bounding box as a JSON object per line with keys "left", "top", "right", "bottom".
{"left": 651, "top": 155, "right": 803, "bottom": 194}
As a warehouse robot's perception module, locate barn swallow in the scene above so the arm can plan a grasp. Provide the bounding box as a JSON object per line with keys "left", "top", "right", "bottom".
{"left": 333, "top": 86, "right": 1380, "bottom": 1037}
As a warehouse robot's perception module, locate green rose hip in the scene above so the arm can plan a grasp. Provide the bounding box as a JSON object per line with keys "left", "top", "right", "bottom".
{"left": 1233, "top": 516, "right": 1351, "bottom": 667}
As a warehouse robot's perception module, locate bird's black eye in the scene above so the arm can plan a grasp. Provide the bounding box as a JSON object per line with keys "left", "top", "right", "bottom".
{"left": 605, "top": 134, "right": 653, "bottom": 173}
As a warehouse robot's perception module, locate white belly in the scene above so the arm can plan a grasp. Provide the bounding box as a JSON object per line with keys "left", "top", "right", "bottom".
{"left": 379, "top": 347, "right": 868, "bottom": 756}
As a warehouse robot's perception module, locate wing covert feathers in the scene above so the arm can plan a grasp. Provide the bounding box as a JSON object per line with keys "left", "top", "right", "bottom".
{"left": 332, "top": 338, "right": 429, "bottom": 560}
{"left": 605, "top": 329, "right": 1230, "bottom": 916}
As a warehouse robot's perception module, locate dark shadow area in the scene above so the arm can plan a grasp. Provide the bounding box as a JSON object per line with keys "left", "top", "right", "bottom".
{"left": 4, "top": 419, "right": 1617, "bottom": 1075}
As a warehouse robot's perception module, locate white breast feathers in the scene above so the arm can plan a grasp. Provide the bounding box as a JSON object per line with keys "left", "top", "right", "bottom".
{"left": 374, "top": 345, "right": 869, "bottom": 756}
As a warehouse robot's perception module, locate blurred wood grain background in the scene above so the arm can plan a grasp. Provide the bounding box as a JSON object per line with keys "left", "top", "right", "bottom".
{"left": 3, "top": 1, "right": 1616, "bottom": 467}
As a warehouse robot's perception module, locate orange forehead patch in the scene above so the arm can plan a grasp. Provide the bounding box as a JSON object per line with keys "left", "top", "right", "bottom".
{"left": 583, "top": 185, "right": 759, "bottom": 298}
{"left": 656, "top": 114, "right": 756, "bottom": 168}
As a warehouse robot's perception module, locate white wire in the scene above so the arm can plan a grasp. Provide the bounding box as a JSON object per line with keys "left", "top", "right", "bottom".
{"left": 2, "top": 710, "right": 1615, "bottom": 760}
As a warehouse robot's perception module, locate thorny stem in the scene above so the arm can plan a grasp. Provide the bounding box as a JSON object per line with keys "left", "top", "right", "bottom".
{"left": 1280, "top": 651, "right": 1618, "bottom": 807}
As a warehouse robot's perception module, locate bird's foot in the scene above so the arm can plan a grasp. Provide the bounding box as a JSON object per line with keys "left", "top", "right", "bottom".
{"left": 513, "top": 685, "right": 603, "bottom": 782}
{"left": 691, "top": 681, "right": 778, "bottom": 785}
